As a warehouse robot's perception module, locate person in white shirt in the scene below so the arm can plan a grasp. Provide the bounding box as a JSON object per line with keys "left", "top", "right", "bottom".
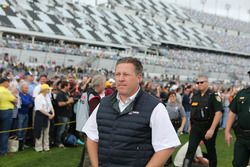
{"left": 33, "top": 84, "right": 55, "bottom": 152}
{"left": 82, "top": 57, "right": 180, "bottom": 167}
{"left": 174, "top": 141, "right": 209, "bottom": 167}
{"left": 33, "top": 74, "right": 48, "bottom": 98}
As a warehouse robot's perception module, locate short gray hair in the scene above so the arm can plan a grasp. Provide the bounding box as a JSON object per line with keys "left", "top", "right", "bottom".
{"left": 20, "top": 81, "right": 28, "bottom": 89}
{"left": 197, "top": 74, "right": 208, "bottom": 81}
{"left": 89, "top": 75, "right": 106, "bottom": 88}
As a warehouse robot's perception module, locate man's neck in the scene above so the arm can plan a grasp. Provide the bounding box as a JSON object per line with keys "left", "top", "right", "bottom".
{"left": 119, "top": 95, "right": 128, "bottom": 103}
{"left": 61, "top": 88, "right": 67, "bottom": 93}
{"left": 200, "top": 88, "right": 208, "bottom": 96}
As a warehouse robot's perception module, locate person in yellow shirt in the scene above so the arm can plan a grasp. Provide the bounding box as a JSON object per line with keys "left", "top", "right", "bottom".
{"left": 0, "top": 77, "right": 16, "bottom": 156}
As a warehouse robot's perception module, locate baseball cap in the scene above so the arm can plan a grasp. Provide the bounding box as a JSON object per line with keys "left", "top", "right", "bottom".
{"left": 40, "top": 84, "right": 52, "bottom": 91}
{"left": 24, "top": 71, "right": 33, "bottom": 76}
{"left": 171, "top": 84, "right": 178, "bottom": 91}
{"left": 0, "top": 77, "right": 9, "bottom": 84}
{"left": 108, "top": 78, "right": 115, "bottom": 83}
{"left": 105, "top": 81, "right": 112, "bottom": 88}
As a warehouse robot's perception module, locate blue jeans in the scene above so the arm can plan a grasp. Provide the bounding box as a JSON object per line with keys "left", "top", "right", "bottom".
{"left": 221, "top": 107, "right": 229, "bottom": 128}
{"left": 17, "top": 113, "right": 29, "bottom": 142}
{"left": 56, "top": 116, "right": 69, "bottom": 145}
{"left": 184, "top": 111, "right": 190, "bottom": 133}
{"left": 0, "top": 109, "right": 13, "bottom": 155}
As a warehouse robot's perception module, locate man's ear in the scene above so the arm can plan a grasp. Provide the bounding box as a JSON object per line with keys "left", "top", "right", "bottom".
{"left": 137, "top": 74, "right": 142, "bottom": 83}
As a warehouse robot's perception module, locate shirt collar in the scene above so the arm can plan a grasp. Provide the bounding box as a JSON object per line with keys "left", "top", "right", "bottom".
{"left": 116, "top": 87, "right": 140, "bottom": 105}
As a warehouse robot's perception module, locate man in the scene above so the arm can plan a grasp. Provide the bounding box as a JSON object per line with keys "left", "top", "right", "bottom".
{"left": 182, "top": 85, "right": 192, "bottom": 133}
{"left": 17, "top": 82, "right": 34, "bottom": 150}
{"left": 23, "top": 71, "right": 37, "bottom": 145}
{"left": 24, "top": 71, "right": 37, "bottom": 96}
{"left": 174, "top": 141, "right": 209, "bottom": 167}
{"left": 83, "top": 57, "right": 180, "bottom": 167}
{"left": 55, "top": 81, "right": 74, "bottom": 148}
{"left": 77, "top": 74, "right": 106, "bottom": 167}
{"left": 183, "top": 75, "right": 223, "bottom": 167}
{"left": 225, "top": 71, "right": 250, "bottom": 167}
{"left": 33, "top": 74, "right": 48, "bottom": 98}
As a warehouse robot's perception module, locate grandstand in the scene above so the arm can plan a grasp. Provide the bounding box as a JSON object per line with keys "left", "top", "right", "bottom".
{"left": 0, "top": 0, "right": 249, "bottom": 81}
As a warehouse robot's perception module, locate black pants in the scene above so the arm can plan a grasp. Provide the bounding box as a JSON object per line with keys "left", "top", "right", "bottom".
{"left": 185, "top": 124, "right": 218, "bottom": 167}
{"left": 78, "top": 135, "right": 91, "bottom": 167}
{"left": 232, "top": 137, "right": 250, "bottom": 167}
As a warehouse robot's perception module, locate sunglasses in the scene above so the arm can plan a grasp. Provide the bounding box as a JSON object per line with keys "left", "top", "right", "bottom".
{"left": 196, "top": 81, "right": 207, "bottom": 85}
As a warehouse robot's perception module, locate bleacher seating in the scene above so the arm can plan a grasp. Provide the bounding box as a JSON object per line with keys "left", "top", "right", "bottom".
{"left": 0, "top": 0, "right": 220, "bottom": 49}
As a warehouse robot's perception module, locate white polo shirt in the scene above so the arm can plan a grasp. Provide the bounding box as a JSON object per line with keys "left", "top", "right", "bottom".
{"left": 82, "top": 90, "right": 180, "bottom": 152}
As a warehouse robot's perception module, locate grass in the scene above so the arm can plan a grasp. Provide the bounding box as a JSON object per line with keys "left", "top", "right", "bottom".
{"left": 170, "top": 129, "right": 234, "bottom": 167}
{"left": 0, "top": 146, "right": 84, "bottom": 167}
{"left": 0, "top": 129, "right": 234, "bottom": 167}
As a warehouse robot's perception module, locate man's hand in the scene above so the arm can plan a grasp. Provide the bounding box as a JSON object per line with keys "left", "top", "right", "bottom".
{"left": 225, "top": 131, "right": 232, "bottom": 146}
{"left": 178, "top": 128, "right": 183, "bottom": 135}
{"left": 205, "top": 129, "right": 214, "bottom": 140}
{"left": 68, "top": 97, "right": 74, "bottom": 104}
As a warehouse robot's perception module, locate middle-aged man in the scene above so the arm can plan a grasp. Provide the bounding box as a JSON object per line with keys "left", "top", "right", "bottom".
{"left": 24, "top": 71, "right": 37, "bottom": 96}
{"left": 83, "top": 57, "right": 180, "bottom": 167}
{"left": 225, "top": 71, "right": 250, "bottom": 167}
{"left": 183, "top": 75, "right": 223, "bottom": 167}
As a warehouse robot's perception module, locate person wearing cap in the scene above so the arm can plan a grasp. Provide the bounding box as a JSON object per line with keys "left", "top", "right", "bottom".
{"left": 24, "top": 71, "right": 37, "bottom": 96}
{"left": 33, "top": 84, "right": 54, "bottom": 152}
{"left": 225, "top": 71, "right": 250, "bottom": 167}
{"left": 166, "top": 92, "right": 186, "bottom": 133}
{"left": 104, "top": 81, "right": 114, "bottom": 96}
{"left": 165, "top": 91, "right": 186, "bottom": 166}
{"left": 0, "top": 77, "right": 17, "bottom": 155}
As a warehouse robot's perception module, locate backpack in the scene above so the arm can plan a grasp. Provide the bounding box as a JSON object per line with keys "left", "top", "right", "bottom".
{"left": 74, "top": 91, "right": 90, "bottom": 132}
{"left": 64, "top": 134, "right": 77, "bottom": 147}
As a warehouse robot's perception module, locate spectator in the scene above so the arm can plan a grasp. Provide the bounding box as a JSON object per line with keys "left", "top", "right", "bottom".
{"left": 183, "top": 85, "right": 192, "bottom": 133}
{"left": 55, "top": 81, "right": 74, "bottom": 148}
{"left": 33, "top": 74, "right": 48, "bottom": 98}
{"left": 77, "top": 74, "right": 106, "bottom": 167}
{"left": 104, "top": 80, "right": 113, "bottom": 96}
{"left": 174, "top": 141, "right": 209, "bottom": 167}
{"left": 17, "top": 82, "right": 34, "bottom": 150}
{"left": 24, "top": 71, "right": 37, "bottom": 96}
{"left": 33, "top": 84, "right": 54, "bottom": 152}
{"left": 0, "top": 77, "right": 17, "bottom": 155}
{"left": 166, "top": 92, "right": 186, "bottom": 133}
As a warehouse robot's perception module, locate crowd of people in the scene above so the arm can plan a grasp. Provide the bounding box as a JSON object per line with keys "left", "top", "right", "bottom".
{"left": 185, "top": 8, "right": 250, "bottom": 34}
{"left": 167, "top": 49, "right": 249, "bottom": 78}
{"left": 204, "top": 30, "right": 250, "bottom": 53}
{"left": 2, "top": 35, "right": 250, "bottom": 81}
{"left": 0, "top": 56, "right": 249, "bottom": 167}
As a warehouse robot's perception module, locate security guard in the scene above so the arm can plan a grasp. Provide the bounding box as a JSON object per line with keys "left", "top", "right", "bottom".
{"left": 225, "top": 71, "right": 250, "bottom": 167}
{"left": 183, "top": 75, "right": 223, "bottom": 167}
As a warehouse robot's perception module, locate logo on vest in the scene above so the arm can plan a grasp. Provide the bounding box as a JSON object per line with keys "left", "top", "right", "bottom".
{"left": 128, "top": 111, "right": 140, "bottom": 115}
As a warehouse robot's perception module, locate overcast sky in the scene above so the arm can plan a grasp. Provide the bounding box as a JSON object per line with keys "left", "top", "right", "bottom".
{"left": 82, "top": 0, "right": 250, "bottom": 22}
